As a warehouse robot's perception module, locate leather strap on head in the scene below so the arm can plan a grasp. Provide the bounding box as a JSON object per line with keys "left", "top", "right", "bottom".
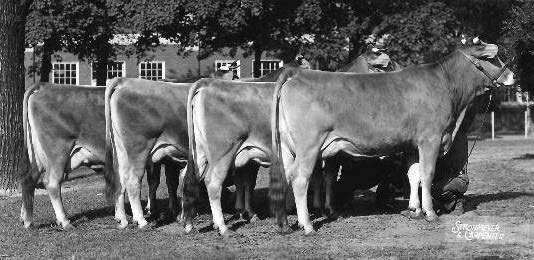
{"left": 459, "top": 50, "right": 514, "bottom": 88}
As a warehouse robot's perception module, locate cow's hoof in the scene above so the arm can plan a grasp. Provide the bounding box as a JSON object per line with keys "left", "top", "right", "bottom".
{"left": 325, "top": 208, "right": 339, "bottom": 219}
{"left": 425, "top": 213, "right": 439, "bottom": 222}
{"left": 401, "top": 208, "right": 423, "bottom": 219}
{"left": 141, "top": 220, "right": 158, "bottom": 229}
{"left": 62, "top": 222, "right": 75, "bottom": 230}
{"left": 184, "top": 224, "right": 194, "bottom": 234}
{"left": 22, "top": 221, "right": 33, "bottom": 229}
{"left": 136, "top": 220, "right": 149, "bottom": 229}
{"left": 117, "top": 220, "right": 128, "bottom": 229}
{"left": 304, "top": 228, "right": 316, "bottom": 236}
{"left": 249, "top": 214, "right": 259, "bottom": 223}
{"left": 410, "top": 210, "right": 424, "bottom": 219}
{"left": 220, "top": 229, "right": 235, "bottom": 239}
{"left": 278, "top": 225, "right": 292, "bottom": 234}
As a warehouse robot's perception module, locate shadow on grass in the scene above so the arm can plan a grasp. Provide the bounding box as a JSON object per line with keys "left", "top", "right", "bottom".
{"left": 464, "top": 191, "right": 534, "bottom": 213}
{"left": 512, "top": 153, "right": 534, "bottom": 160}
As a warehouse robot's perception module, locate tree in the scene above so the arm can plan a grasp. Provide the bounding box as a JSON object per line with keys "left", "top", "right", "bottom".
{"left": 502, "top": 0, "right": 534, "bottom": 92}
{"left": 25, "top": 0, "right": 66, "bottom": 82}
{"left": 377, "top": 1, "right": 460, "bottom": 65}
{"left": 0, "top": 0, "right": 34, "bottom": 192}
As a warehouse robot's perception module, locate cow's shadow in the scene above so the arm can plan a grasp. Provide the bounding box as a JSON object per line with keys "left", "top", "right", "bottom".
{"left": 464, "top": 191, "right": 534, "bottom": 213}
{"left": 512, "top": 153, "right": 534, "bottom": 160}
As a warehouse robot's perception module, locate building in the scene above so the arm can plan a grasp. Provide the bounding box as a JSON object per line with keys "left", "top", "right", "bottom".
{"left": 24, "top": 44, "right": 284, "bottom": 87}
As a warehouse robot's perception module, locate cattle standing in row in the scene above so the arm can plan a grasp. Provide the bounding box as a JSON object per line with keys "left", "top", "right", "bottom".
{"left": 104, "top": 78, "right": 192, "bottom": 228}
{"left": 20, "top": 83, "right": 176, "bottom": 230}
{"left": 270, "top": 40, "right": 515, "bottom": 235}
{"left": 181, "top": 51, "right": 397, "bottom": 236}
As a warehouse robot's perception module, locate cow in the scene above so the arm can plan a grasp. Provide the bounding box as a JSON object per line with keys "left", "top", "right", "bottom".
{"left": 21, "top": 83, "right": 107, "bottom": 230}
{"left": 310, "top": 45, "right": 402, "bottom": 215}
{"left": 181, "top": 51, "right": 398, "bottom": 236}
{"left": 104, "top": 78, "right": 192, "bottom": 229}
{"left": 20, "top": 82, "right": 176, "bottom": 230}
{"left": 269, "top": 39, "right": 515, "bottom": 235}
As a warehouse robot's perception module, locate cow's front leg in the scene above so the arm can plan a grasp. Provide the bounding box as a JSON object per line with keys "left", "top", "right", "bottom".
{"left": 323, "top": 160, "right": 339, "bottom": 218}
{"left": 146, "top": 162, "right": 161, "bottom": 220}
{"left": 310, "top": 164, "right": 324, "bottom": 215}
{"left": 418, "top": 142, "right": 440, "bottom": 222}
{"left": 406, "top": 162, "right": 423, "bottom": 219}
{"left": 164, "top": 162, "right": 181, "bottom": 221}
{"left": 242, "top": 163, "right": 259, "bottom": 221}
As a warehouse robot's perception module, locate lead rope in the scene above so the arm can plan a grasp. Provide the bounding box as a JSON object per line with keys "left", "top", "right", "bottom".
{"left": 463, "top": 90, "right": 493, "bottom": 175}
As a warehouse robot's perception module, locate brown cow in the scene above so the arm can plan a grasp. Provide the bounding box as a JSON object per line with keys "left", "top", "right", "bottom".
{"left": 104, "top": 78, "right": 191, "bottom": 228}
{"left": 270, "top": 40, "right": 515, "bottom": 235}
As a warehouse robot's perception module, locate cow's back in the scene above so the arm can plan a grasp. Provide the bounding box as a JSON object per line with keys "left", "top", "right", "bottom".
{"left": 27, "top": 84, "right": 106, "bottom": 170}
{"left": 282, "top": 68, "right": 453, "bottom": 155}
{"left": 193, "top": 80, "right": 275, "bottom": 166}
{"left": 110, "top": 79, "right": 191, "bottom": 158}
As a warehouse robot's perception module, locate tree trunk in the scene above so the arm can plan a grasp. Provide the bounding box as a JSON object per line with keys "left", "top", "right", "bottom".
{"left": 0, "top": 0, "right": 32, "bottom": 193}
{"left": 95, "top": 35, "right": 111, "bottom": 86}
{"left": 348, "top": 35, "right": 363, "bottom": 61}
{"left": 39, "top": 38, "right": 53, "bottom": 83}
{"left": 253, "top": 45, "right": 262, "bottom": 78}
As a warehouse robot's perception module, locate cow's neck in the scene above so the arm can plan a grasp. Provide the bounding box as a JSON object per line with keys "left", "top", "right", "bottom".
{"left": 437, "top": 51, "right": 487, "bottom": 115}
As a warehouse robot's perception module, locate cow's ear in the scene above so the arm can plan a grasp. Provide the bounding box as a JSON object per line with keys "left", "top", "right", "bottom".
{"left": 475, "top": 43, "right": 498, "bottom": 58}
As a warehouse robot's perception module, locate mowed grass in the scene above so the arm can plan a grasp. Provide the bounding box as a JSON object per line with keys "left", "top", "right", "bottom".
{"left": 0, "top": 136, "right": 533, "bottom": 259}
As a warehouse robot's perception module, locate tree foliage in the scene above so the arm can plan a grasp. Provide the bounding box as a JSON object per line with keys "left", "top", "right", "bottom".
{"left": 502, "top": 0, "right": 534, "bottom": 91}
{"left": 378, "top": 1, "right": 460, "bottom": 65}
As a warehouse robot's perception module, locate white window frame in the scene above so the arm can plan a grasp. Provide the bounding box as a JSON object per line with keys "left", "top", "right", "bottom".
{"left": 138, "top": 61, "right": 166, "bottom": 80}
{"left": 90, "top": 61, "right": 126, "bottom": 86}
{"left": 51, "top": 62, "right": 79, "bottom": 85}
{"left": 215, "top": 60, "right": 241, "bottom": 78}
{"left": 251, "top": 60, "right": 283, "bottom": 77}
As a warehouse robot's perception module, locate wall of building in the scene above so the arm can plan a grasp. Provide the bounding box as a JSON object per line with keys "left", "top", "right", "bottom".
{"left": 24, "top": 45, "right": 282, "bottom": 88}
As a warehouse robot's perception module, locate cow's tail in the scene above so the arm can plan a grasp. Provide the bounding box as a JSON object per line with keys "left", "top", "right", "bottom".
{"left": 21, "top": 83, "right": 43, "bottom": 222}
{"left": 182, "top": 78, "right": 210, "bottom": 227}
{"left": 104, "top": 78, "right": 122, "bottom": 204}
{"left": 269, "top": 68, "right": 297, "bottom": 230}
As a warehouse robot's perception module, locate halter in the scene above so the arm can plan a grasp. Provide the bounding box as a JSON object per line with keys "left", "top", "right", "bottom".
{"left": 459, "top": 50, "right": 514, "bottom": 89}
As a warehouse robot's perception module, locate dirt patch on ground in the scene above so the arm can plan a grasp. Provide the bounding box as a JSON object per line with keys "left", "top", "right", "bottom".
{"left": 0, "top": 137, "right": 532, "bottom": 259}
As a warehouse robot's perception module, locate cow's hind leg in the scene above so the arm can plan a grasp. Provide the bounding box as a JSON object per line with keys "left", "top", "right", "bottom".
{"left": 114, "top": 185, "right": 127, "bottom": 228}
{"left": 292, "top": 147, "right": 322, "bottom": 235}
{"left": 123, "top": 161, "right": 149, "bottom": 229}
{"left": 20, "top": 172, "right": 36, "bottom": 229}
{"left": 164, "top": 161, "right": 182, "bottom": 221}
{"left": 146, "top": 162, "right": 161, "bottom": 220}
{"left": 205, "top": 154, "right": 234, "bottom": 237}
{"left": 45, "top": 165, "right": 74, "bottom": 230}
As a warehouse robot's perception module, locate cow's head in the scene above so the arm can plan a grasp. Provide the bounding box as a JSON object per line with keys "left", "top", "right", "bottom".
{"left": 363, "top": 44, "right": 391, "bottom": 69}
{"left": 213, "top": 65, "right": 234, "bottom": 80}
{"left": 459, "top": 36, "right": 515, "bottom": 88}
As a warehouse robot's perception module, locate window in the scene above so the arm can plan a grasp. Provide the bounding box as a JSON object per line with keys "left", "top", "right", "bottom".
{"left": 139, "top": 61, "right": 165, "bottom": 80}
{"left": 52, "top": 62, "right": 79, "bottom": 85}
{"left": 91, "top": 61, "right": 126, "bottom": 86}
{"left": 215, "top": 60, "right": 241, "bottom": 78}
{"left": 252, "top": 60, "right": 283, "bottom": 77}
